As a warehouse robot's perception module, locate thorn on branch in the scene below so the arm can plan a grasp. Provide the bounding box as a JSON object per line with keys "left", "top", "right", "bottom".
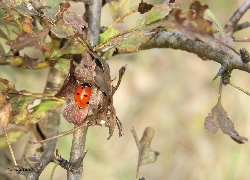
{"left": 239, "top": 48, "right": 250, "bottom": 63}
{"left": 213, "top": 63, "right": 232, "bottom": 84}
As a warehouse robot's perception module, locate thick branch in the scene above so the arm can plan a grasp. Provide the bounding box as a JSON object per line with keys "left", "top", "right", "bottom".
{"left": 67, "top": 126, "right": 88, "bottom": 179}
{"left": 68, "top": 0, "right": 102, "bottom": 179}
{"left": 87, "top": 0, "right": 102, "bottom": 45}
{"left": 140, "top": 31, "right": 250, "bottom": 73}
{"left": 26, "top": 68, "right": 65, "bottom": 180}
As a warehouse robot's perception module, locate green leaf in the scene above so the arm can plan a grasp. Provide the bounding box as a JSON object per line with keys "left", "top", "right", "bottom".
{"left": 0, "top": 129, "right": 26, "bottom": 149}
{"left": 10, "top": 95, "right": 36, "bottom": 125}
{"left": 137, "top": 2, "right": 171, "bottom": 26}
{"left": 99, "top": 30, "right": 157, "bottom": 53}
{"left": 99, "top": 27, "right": 120, "bottom": 44}
{"left": 0, "top": 42, "right": 5, "bottom": 55}
{"left": 43, "top": 0, "right": 65, "bottom": 20}
{"left": 54, "top": 58, "right": 70, "bottom": 74}
{"left": 27, "top": 100, "right": 64, "bottom": 124}
{"left": 0, "top": 29, "right": 8, "bottom": 40}
{"left": 54, "top": 40, "right": 87, "bottom": 57}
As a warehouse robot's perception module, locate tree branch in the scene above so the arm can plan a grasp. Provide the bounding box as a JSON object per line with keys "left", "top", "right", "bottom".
{"left": 67, "top": 0, "right": 102, "bottom": 179}
{"left": 67, "top": 126, "right": 88, "bottom": 179}
{"left": 225, "top": 0, "right": 250, "bottom": 35}
{"left": 139, "top": 31, "right": 250, "bottom": 73}
{"left": 87, "top": 0, "right": 102, "bottom": 45}
{"left": 25, "top": 68, "right": 65, "bottom": 180}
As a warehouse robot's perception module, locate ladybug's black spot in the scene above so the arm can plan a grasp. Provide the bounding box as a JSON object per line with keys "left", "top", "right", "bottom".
{"left": 86, "top": 102, "right": 89, "bottom": 104}
{"left": 77, "top": 93, "right": 80, "bottom": 95}
{"left": 84, "top": 94, "right": 88, "bottom": 97}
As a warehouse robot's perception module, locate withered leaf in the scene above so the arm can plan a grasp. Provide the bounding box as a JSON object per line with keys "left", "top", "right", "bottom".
{"left": 50, "top": 18, "right": 76, "bottom": 38}
{"left": 62, "top": 103, "right": 88, "bottom": 126}
{"left": 138, "top": 0, "right": 153, "bottom": 14}
{"left": 55, "top": 60, "right": 78, "bottom": 99}
{"left": 6, "top": 28, "right": 50, "bottom": 52}
{"left": 63, "top": 12, "right": 88, "bottom": 34}
{"left": 74, "top": 52, "right": 96, "bottom": 83}
{"left": 172, "top": 1, "right": 213, "bottom": 36}
{"left": 205, "top": 99, "right": 248, "bottom": 144}
{"left": 0, "top": 103, "right": 12, "bottom": 128}
{"left": 131, "top": 127, "right": 160, "bottom": 178}
{"left": 23, "top": 54, "right": 39, "bottom": 69}
{"left": 56, "top": 1, "right": 71, "bottom": 19}
{"left": 0, "top": 78, "right": 15, "bottom": 106}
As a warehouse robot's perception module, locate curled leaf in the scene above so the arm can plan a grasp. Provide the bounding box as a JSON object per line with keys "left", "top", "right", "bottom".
{"left": 62, "top": 103, "right": 88, "bottom": 126}
{"left": 205, "top": 99, "right": 248, "bottom": 144}
{"left": 131, "top": 127, "right": 160, "bottom": 178}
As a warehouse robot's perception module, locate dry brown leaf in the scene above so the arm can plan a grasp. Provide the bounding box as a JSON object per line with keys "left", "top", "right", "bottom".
{"left": 205, "top": 98, "right": 248, "bottom": 144}
{"left": 6, "top": 28, "right": 50, "bottom": 52}
{"left": 131, "top": 127, "right": 160, "bottom": 178}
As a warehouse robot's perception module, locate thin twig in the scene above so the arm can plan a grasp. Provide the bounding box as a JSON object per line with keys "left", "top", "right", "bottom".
{"left": 229, "top": 81, "right": 250, "bottom": 96}
{"left": 108, "top": 7, "right": 138, "bottom": 29}
{"left": 234, "top": 37, "right": 250, "bottom": 42}
{"left": 235, "top": 21, "right": 250, "bottom": 32}
{"left": 29, "top": 123, "right": 88, "bottom": 144}
{"left": 0, "top": 121, "right": 17, "bottom": 166}
{"left": 225, "top": 0, "right": 250, "bottom": 35}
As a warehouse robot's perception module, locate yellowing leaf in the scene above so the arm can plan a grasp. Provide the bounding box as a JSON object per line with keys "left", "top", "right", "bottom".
{"left": 137, "top": 2, "right": 171, "bottom": 26}
{"left": 0, "top": 78, "right": 15, "bottom": 106}
{"left": 54, "top": 58, "right": 70, "bottom": 74}
{"left": 10, "top": 95, "right": 36, "bottom": 125}
{"left": 99, "top": 27, "right": 120, "bottom": 44}
{"left": 131, "top": 127, "right": 160, "bottom": 178}
{"left": 27, "top": 100, "right": 64, "bottom": 124}
{"left": 204, "top": 9, "right": 225, "bottom": 34}
{"left": 97, "top": 30, "right": 157, "bottom": 54}
{"left": 0, "top": 103, "right": 12, "bottom": 128}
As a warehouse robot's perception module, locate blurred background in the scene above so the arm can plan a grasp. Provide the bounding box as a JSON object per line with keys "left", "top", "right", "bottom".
{"left": 1, "top": 0, "right": 250, "bottom": 179}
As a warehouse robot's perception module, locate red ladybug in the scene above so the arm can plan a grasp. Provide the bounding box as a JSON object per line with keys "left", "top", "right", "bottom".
{"left": 74, "top": 83, "right": 92, "bottom": 108}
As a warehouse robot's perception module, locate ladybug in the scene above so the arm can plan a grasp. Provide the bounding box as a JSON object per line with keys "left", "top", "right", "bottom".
{"left": 74, "top": 83, "right": 92, "bottom": 108}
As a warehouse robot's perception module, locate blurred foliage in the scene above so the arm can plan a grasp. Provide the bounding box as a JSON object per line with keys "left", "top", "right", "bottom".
{"left": 1, "top": 0, "right": 250, "bottom": 180}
